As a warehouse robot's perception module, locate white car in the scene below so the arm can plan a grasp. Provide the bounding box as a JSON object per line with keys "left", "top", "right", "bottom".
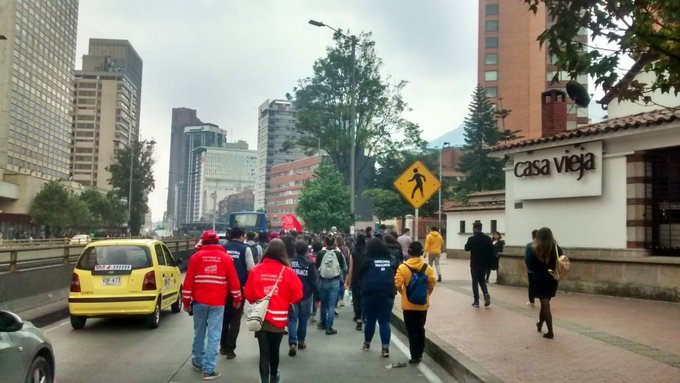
{"left": 70, "top": 234, "right": 91, "bottom": 244}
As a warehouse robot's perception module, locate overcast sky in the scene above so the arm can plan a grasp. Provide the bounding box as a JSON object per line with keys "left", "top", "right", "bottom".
{"left": 76, "top": 0, "right": 479, "bottom": 222}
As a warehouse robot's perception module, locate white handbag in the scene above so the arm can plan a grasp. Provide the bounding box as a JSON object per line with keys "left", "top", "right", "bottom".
{"left": 246, "top": 266, "right": 285, "bottom": 332}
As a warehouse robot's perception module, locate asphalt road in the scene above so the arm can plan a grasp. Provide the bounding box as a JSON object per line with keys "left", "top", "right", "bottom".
{"left": 43, "top": 302, "right": 455, "bottom": 383}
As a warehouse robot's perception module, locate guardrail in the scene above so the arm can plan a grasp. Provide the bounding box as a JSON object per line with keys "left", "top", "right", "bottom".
{"left": 0, "top": 239, "right": 197, "bottom": 273}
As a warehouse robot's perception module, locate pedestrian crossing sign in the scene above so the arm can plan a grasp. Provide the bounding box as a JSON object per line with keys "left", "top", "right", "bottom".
{"left": 393, "top": 160, "right": 441, "bottom": 209}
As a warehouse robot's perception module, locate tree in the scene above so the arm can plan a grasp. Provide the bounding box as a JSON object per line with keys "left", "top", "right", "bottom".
{"left": 78, "top": 189, "right": 126, "bottom": 230}
{"left": 523, "top": 0, "right": 680, "bottom": 103}
{"left": 455, "top": 86, "right": 505, "bottom": 197}
{"left": 296, "top": 162, "right": 353, "bottom": 233}
{"left": 291, "top": 31, "right": 426, "bottom": 187}
{"left": 30, "top": 181, "right": 93, "bottom": 236}
{"left": 107, "top": 140, "right": 156, "bottom": 235}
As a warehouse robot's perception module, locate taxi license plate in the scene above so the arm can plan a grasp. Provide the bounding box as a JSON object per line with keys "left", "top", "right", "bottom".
{"left": 102, "top": 276, "right": 121, "bottom": 286}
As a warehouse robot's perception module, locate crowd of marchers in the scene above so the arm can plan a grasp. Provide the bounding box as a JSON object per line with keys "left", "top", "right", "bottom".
{"left": 181, "top": 225, "right": 439, "bottom": 382}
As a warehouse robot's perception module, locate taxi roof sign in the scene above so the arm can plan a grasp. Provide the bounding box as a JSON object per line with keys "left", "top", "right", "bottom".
{"left": 393, "top": 160, "right": 441, "bottom": 209}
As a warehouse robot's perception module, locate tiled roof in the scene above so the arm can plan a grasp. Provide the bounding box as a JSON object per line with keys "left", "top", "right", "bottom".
{"left": 491, "top": 107, "right": 680, "bottom": 152}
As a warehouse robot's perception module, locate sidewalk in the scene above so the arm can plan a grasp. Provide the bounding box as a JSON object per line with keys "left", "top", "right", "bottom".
{"left": 393, "top": 257, "right": 680, "bottom": 382}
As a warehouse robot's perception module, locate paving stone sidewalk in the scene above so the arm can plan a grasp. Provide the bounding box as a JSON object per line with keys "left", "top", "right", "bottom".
{"left": 394, "top": 257, "right": 680, "bottom": 382}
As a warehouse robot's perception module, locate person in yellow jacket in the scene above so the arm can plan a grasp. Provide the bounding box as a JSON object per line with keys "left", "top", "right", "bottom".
{"left": 395, "top": 242, "right": 437, "bottom": 364}
{"left": 424, "top": 226, "right": 444, "bottom": 282}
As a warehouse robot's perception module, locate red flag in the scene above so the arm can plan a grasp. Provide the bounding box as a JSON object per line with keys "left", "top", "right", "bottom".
{"left": 281, "top": 214, "right": 303, "bottom": 232}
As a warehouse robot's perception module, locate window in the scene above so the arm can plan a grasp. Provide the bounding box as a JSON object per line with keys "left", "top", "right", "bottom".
{"left": 485, "top": 53, "right": 498, "bottom": 65}
{"left": 162, "top": 245, "right": 175, "bottom": 266}
{"left": 154, "top": 244, "right": 167, "bottom": 266}
{"left": 485, "top": 20, "right": 498, "bottom": 32}
{"left": 485, "top": 87, "right": 498, "bottom": 98}
{"left": 459, "top": 221, "right": 466, "bottom": 234}
{"left": 491, "top": 220, "right": 498, "bottom": 233}
{"left": 485, "top": 37, "right": 498, "bottom": 49}
{"left": 486, "top": 3, "right": 499, "bottom": 16}
{"left": 484, "top": 71, "right": 498, "bottom": 81}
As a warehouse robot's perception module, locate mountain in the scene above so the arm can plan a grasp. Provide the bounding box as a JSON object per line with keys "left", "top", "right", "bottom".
{"left": 428, "top": 123, "right": 466, "bottom": 149}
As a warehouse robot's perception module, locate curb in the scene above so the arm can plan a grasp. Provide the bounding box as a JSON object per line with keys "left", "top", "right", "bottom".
{"left": 391, "top": 308, "right": 502, "bottom": 383}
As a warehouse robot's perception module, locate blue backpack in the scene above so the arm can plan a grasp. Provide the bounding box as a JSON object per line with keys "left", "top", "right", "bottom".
{"left": 406, "top": 264, "right": 429, "bottom": 305}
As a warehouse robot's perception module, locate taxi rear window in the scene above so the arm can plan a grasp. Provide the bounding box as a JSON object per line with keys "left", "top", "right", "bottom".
{"left": 77, "top": 245, "right": 152, "bottom": 270}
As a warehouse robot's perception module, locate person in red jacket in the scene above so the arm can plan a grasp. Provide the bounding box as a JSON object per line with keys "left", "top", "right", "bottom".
{"left": 182, "top": 230, "right": 242, "bottom": 380}
{"left": 245, "top": 238, "right": 302, "bottom": 383}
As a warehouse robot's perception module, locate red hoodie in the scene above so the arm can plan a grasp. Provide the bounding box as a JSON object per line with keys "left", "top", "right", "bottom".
{"left": 244, "top": 258, "right": 302, "bottom": 329}
{"left": 182, "top": 244, "right": 242, "bottom": 307}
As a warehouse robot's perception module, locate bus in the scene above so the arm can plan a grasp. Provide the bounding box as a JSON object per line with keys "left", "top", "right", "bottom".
{"left": 228, "top": 211, "right": 268, "bottom": 234}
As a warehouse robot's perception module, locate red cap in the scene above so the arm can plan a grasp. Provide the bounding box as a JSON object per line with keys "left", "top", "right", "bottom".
{"left": 201, "top": 230, "right": 219, "bottom": 242}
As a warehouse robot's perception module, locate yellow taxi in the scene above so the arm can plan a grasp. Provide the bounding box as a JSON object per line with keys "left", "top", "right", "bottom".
{"left": 68, "top": 239, "right": 183, "bottom": 329}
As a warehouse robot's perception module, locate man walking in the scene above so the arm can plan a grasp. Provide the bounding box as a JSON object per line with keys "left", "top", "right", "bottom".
{"left": 220, "top": 227, "right": 255, "bottom": 359}
{"left": 424, "top": 227, "right": 444, "bottom": 282}
{"left": 182, "top": 230, "right": 242, "bottom": 380}
{"left": 464, "top": 222, "right": 494, "bottom": 308}
{"left": 315, "top": 235, "right": 346, "bottom": 335}
{"left": 246, "top": 231, "right": 263, "bottom": 264}
{"left": 397, "top": 229, "right": 412, "bottom": 260}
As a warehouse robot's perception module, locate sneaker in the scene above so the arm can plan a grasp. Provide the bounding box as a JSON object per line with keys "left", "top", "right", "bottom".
{"left": 334, "top": 309, "right": 339, "bottom": 316}
{"left": 317, "top": 323, "right": 327, "bottom": 330}
{"left": 362, "top": 342, "right": 370, "bottom": 351}
{"left": 471, "top": 302, "right": 480, "bottom": 308}
{"left": 408, "top": 358, "right": 422, "bottom": 365}
{"left": 191, "top": 359, "right": 202, "bottom": 371}
{"left": 381, "top": 347, "right": 390, "bottom": 358}
{"left": 219, "top": 347, "right": 227, "bottom": 355}
{"left": 297, "top": 342, "right": 306, "bottom": 350}
{"left": 288, "top": 344, "right": 297, "bottom": 357}
{"left": 203, "top": 371, "right": 221, "bottom": 380}
{"left": 437, "top": 275, "right": 442, "bottom": 282}
{"left": 355, "top": 321, "right": 362, "bottom": 331}
{"left": 325, "top": 328, "right": 337, "bottom": 335}
{"left": 484, "top": 294, "right": 491, "bottom": 307}
{"left": 226, "top": 351, "right": 236, "bottom": 360}
{"left": 526, "top": 301, "right": 535, "bottom": 307}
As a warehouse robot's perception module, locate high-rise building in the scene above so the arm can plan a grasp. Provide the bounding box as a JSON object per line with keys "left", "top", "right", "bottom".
{"left": 166, "top": 108, "right": 204, "bottom": 230}
{"left": 478, "top": 0, "right": 588, "bottom": 139}
{"left": 191, "top": 141, "right": 257, "bottom": 222}
{"left": 266, "top": 155, "right": 322, "bottom": 229}
{"left": 0, "top": 0, "right": 78, "bottom": 231}
{"left": 71, "top": 39, "right": 142, "bottom": 190}
{"left": 255, "top": 99, "right": 305, "bottom": 211}
{"left": 177, "top": 124, "right": 226, "bottom": 225}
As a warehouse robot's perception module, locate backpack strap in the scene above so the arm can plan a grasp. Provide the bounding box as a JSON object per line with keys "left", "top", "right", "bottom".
{"left": 406, "top": 264, "right": 428, "bottom": 276}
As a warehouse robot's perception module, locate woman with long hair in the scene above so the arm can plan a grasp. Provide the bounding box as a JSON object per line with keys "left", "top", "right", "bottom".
{"left": 486, "top": 231, "right": 505, "bottom": 283}
{"left": 244, "top": 239, "right": 303, "bottom": 382}
{"left": 345, "top": 234, "right": 367, "bottom": 330}
{"left": 525, "top": 227, "right": 562, "bottom": 339}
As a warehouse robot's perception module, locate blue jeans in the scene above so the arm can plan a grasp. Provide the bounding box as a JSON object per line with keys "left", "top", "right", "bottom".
{"left": 288, "top": 296, "right": 313, "bottom": 345}
{"left": 192, "top": 303, "right": 225, "bottom": 374}
{"left": 362, "top": 296, "right": 394, "bottom": 347}
{"left": 319, "top": 278, "right": 340, "bottom": 329}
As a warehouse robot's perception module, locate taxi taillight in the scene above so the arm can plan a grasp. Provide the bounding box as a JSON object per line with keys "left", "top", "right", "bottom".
{"left": 70, "top": 273, "right": 81, "bottom": 292}
{"left": 142, "top": 270, "right": 156, "bottom": 291}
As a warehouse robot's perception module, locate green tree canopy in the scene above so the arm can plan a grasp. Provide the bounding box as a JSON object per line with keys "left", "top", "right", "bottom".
{"left": 455, "top": 86, "right": 505, "bottom": 198}
{"left": 107, "top": 139, "right": 156, "bottom": 235}
{"left": 291, "top": 31, "right": 426, "bottom": 186}
{"left": 78, "top": 189, "right": 126, "bottom": 230}
{"left": 296, "top": 162, "right": 353, "bottom": 233}
{"left": 523, "top": 0, "right": 680, "bottom": 103}
{"left": 30, "top": 181, "right": 93, "bottom": 236}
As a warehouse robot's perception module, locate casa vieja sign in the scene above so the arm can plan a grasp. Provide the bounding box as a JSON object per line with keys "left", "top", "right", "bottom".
{"left": 510, "top": 141, "right": 603, "bottom": 200}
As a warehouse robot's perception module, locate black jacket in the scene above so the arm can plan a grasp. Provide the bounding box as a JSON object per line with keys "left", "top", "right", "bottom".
{"left": 464, "top": 232, "right": 494, "bottom": 270}
{"left": 290, "top": 254, "right": 319, "bottom": 301}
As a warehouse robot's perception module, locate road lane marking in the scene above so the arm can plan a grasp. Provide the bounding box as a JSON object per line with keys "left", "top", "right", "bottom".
{"left": 44, "top": 318, "right": 69, "bottom": 333}
{"left": 391, "top": 333, "right": 444, "bottom": 383}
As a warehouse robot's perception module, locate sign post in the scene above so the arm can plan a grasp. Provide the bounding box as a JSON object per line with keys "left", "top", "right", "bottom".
{"left": 393, "top": 160, "right": 441, "bottom": 241}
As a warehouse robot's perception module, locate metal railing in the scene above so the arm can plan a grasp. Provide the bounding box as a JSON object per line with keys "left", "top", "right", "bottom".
{"left": 0, "top": 238, "right": 197, "bottom": 273}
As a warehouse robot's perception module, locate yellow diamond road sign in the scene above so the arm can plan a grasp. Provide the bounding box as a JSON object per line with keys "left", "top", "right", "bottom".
{"left": 393, "top": 160, "right": 441, "bottom": 209}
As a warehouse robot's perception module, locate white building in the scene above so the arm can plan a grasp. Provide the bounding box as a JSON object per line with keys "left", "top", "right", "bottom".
{"left": 192, "top": 144, "right": 257, "bottom": 222}
{"left": 444, "top": 191, "right": 505, "bottom": 250}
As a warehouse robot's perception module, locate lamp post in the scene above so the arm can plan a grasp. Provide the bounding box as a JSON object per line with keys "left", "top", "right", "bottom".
{"left": 438, "top": 142, "right": 450, "bottom": 228}
{"left": 309, "top": 19, "right": 357, "bottom": 218}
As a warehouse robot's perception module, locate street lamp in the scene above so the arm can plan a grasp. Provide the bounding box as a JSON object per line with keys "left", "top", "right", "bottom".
{"left": 308, "top": 19, "right": 358, "bottom": 218}
{"left": 438, "top": 142, "right": 450, "bottom": 228}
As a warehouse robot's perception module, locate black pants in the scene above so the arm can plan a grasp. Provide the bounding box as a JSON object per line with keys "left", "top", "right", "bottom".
{"left": 256, "top": 330, "right": 284, "bottom": 383}
{"left": 220, "top": 292, "right": 243, "bottom": 351}
{"left": 470, "top": 268, "right": 489, "bottom": 303}
{"left": 527, "top": 272, "right": 536, "bottom": 303}
{"left": 352, "top": 286, "right": 363, "bottom": 322}
{"left": 403, "top": 310, "right": 427, "bottom": 360}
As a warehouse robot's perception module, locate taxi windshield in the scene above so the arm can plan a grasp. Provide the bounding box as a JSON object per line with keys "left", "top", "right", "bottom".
{"left": 77, "top": 245, "right": 152, "bottom": 270}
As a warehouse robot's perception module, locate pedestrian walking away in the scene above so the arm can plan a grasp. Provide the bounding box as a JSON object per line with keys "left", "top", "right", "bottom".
{"left": 358, "top": 238, "right": 398, "bottom": 358}
{"left": 288, "top": 240, "right": 320, "bottom": 356}
{"left": 182, "top": 230, "right": 243, "bottom": 380}
{"left": 220, "top": 227, "right": 255, "bottom": 359}
{"left": 397, "top": 229, "right": 412, "bottom": 260}
{"left": 424, "top": 226, "right": 445, "bottom": 282}
{"left": 486, "top": 231, "right": 505, "bottom": 283}
{"left": 246, "top": 231, "right": 264, "bottom": 264}
{"left": 525, "top": 229, "right": 538, "bottom": 307}
{"left": 526, "top": 227, "right": 563, "bottom": 339}
{"left": 315, "top": 235, "right": 346, "bottom": 335}
{"left": 345, "top": 233, "right": 367, "bottom": 331}
{"left": 394, "top": 241, "right": 436, "bottom": 364}
{"left": 336, "top": 235, "right": 351, "bottom": 307}
{"left": 244, "top": 239, "right": 303, "bottom": 383}
{"left": 385, "top": 234, "right": 405, "bottom": 265}
{"left": 464, "top": 222, "right": 494, "bottom": 308}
